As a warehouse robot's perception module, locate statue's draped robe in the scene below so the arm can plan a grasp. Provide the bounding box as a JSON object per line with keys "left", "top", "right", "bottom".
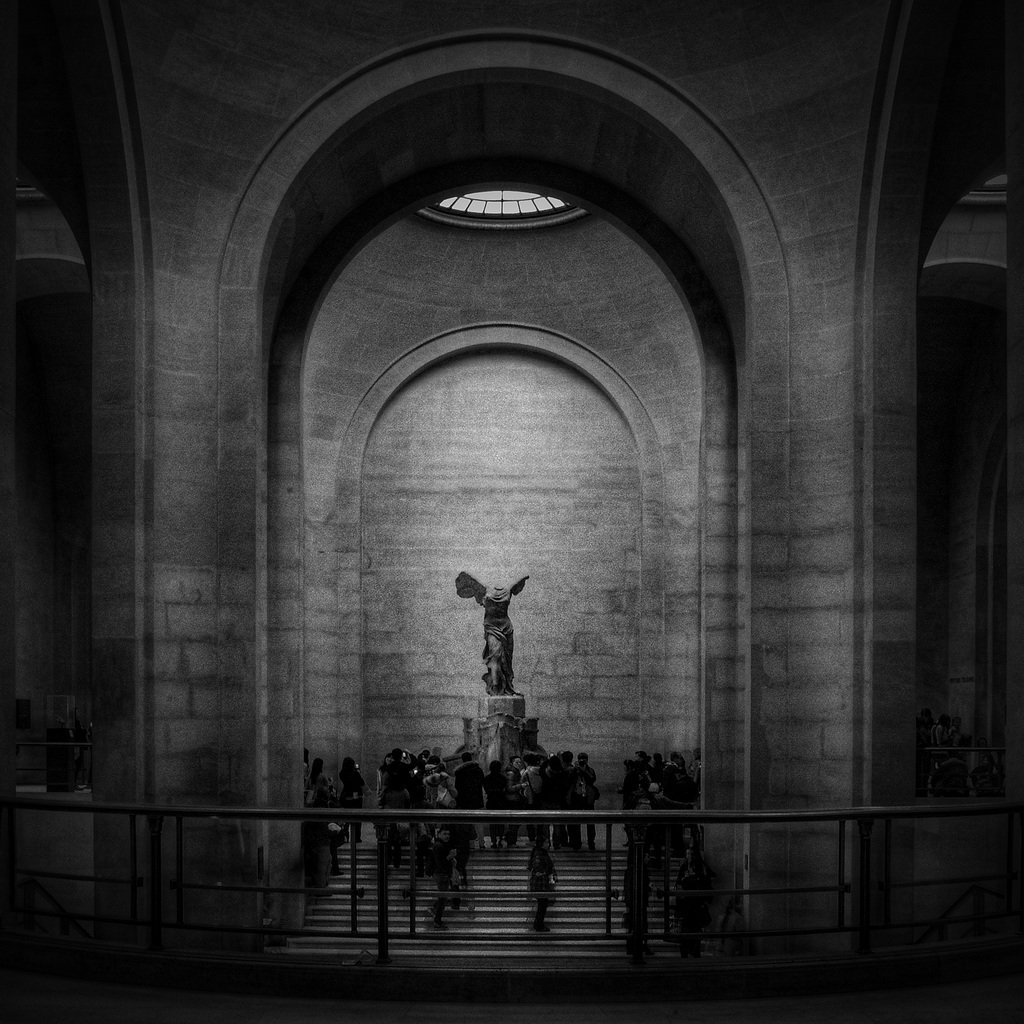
{"left": 481, "top": 587, "right": 517, "bottom": 695}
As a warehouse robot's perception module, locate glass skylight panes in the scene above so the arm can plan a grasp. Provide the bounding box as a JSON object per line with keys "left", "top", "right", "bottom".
{"left": 430, "top": 188, "right": 575, "bottom": 221}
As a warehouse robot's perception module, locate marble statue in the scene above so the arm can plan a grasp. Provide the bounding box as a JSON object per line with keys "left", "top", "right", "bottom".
{"left": 456, "top": 572, "right": 530, "bottom": 696}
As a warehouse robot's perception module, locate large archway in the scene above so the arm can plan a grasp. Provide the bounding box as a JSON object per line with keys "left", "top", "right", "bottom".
{"left": 218, "top": 37, "right": 789, "bottom": 818}
{"left": 288, "top": 210, "right": 704, "bottom": 804}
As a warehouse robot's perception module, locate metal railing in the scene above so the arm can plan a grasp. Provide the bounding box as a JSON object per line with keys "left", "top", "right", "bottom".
{"left": 16, "top": 877, "right": 93, "bottom": 939}
{"left": 2, "top": 798, "right": 1020, "bottom": 967}
{"left": 915, "top": 746, "right": 1006, "bottom": 797}
{"left": 15, "top": 741, "right": 93, "bottom": 792}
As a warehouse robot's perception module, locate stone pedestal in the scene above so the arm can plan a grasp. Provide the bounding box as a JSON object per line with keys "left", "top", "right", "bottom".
{"left": 455, "top": 693, "right": 546, "bottom": 768}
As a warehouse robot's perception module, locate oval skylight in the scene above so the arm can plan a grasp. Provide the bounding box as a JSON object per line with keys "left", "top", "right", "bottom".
{"left": 435, "top": 190, "right": 573, "bottom": 219}
{"left": 418, "top": 188, "right": 587, "bottom": 230}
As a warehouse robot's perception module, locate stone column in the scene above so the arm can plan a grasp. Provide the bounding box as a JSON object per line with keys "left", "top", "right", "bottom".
{"left": 1006, "top": 4, "right": 1024, "bottom": 801}
{"left": 0, "top": 2, "right": 16, "bottom": 814}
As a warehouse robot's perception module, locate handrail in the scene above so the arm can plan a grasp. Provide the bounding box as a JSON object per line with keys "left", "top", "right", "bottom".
{"left": 15, "top": 741, "right": 94, "bottom": 748}
{"left": 15, "top": 741, "right": 93, "bottom": 791}
{"left": 4, "top": 796, "right": 1018, "bottom": 821}
{"left": 16, "top": 877, "right": 93, "bottom": 939}
{"left": 915, "top": 883, "right": 1008, "bottom": 944}
{"left": 2, "top": 798, "right": 1020, "bottom": 968}
{"left": 922, "top": 745, "right": 1005, "bottom": 754}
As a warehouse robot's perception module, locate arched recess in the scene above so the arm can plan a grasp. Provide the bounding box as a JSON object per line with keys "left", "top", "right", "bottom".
{"left": 14, "top": 250, "right": 93, "bottom": 752}
{"left": 342, "top": 326, "right": 667, "bottom": 789}
{"left": 218, "top": 35, "right": 790, "bottom": 811}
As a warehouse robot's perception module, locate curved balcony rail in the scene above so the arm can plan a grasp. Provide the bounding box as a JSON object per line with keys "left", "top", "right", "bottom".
{"left": 15, "top": 741, "right": 93, "bottom": 793}
{"left": 1, "top": 798, "right": 1020, "bottom": 969}
{"left": 915, "top": 745, "right": 1006, "bottom": 797}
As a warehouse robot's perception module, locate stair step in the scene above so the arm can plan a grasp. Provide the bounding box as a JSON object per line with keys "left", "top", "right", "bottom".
{"left": 295, "top": 845, "right": 683, "bottom": 955}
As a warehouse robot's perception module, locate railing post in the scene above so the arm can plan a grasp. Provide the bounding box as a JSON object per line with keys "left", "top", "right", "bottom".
{"left": 625, "top": 821, "right": 648, "bottom": 964}
{"left": 129, "top": 813, "right": 138, "bottom": 922}
{"left": 403, "top": 823, "right": 411, "bottom": 937}
{"left": 175, "top": 815, "right": 184, "bottom": 924}
{"left": 1017, "top": 810, "right": 1023, "bottom": 935}
{"left": 972, "top": 886, "right": 986, "bottom": 937}
{"left": 882, "top": 818, "right": 892, "bottom": 925}
{"left": 604, "top": 823, "right": 613, "bottom": 934}
{"left": 374, "top": 821, "right": 391, "bottom": 964}
{"left": 4, "top": 802, "right": 15, "bottom": 918}
{"left": 837, "top": 819, "right": 846, "bottom": 929}
{"left": 147, "top": 813, "right": 164, "bottom": 950}
{"left": 350, "top": 823, "right": 359, "bottom": 932}
{"left": 22, "top": 879, "right": 35, "bottom": 932}
{"left": 856, "top": 818, "right": 874, "bottom": 954}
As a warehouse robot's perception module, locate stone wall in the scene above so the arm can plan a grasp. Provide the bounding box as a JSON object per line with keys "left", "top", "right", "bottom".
{"left": 361, "top": 350, "right": 642, "bottom": 776}
{"left": 297, "top": 215, "right": 709, "bottom": 796}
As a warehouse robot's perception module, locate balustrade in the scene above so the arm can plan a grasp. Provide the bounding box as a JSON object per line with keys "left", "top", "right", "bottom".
{"left": 1, "top": 798, "right": 1020, "bottom": 967}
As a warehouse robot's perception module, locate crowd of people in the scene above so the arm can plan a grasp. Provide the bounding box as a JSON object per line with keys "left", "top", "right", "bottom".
{"left": 301, "top": 743, "right": 710, "bottom": 947}
{"left": 916, "top": 709, "right": 971, "bottom": 750}
{"left": 915, "top": 708, "right": 1005, "bottom": 797}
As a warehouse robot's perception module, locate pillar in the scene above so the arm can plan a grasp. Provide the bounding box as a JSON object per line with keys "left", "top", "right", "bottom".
{"left": 1005, "top": 3, "right": 1024, "bottom": 800}
{"left": 0, "top": 0, "right": 17, "bottom": 804}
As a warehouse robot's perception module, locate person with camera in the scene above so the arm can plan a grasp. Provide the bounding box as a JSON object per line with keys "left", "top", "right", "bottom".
{"left": 566, "top": 752, "right": 599, "bottom": 851}
{"left": 503, "top": 754, "right": 527, "bottom": 847}
{"left": 302, "top": 756, "right": 343, "bottom": 883}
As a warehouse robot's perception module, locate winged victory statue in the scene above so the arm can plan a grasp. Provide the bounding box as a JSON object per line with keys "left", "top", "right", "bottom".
{"left": 456, "top": 572, "right": 530, "bottom": 696}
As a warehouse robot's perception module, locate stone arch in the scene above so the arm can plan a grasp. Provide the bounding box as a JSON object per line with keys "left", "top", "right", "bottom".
{"left": 229, "top": 35, "right": 789, "bottom": 807}
{"left": 220, "top": 35, "right": 788, "bottom": 370}
{"left": 340, "top": 325, "right": 668, "bottom": 769}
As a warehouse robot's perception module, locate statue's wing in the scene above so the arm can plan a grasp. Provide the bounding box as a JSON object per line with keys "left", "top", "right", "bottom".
{"left": 456, "top": 571, "right": 488, "bottom": 605}
{"left": 509, "top": 575, "right": 530, "bottom": 596}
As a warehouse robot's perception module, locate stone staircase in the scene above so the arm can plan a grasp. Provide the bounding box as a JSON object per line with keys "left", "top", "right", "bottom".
{"left": 270, "top": 836, "right": 687, "bottom": 963}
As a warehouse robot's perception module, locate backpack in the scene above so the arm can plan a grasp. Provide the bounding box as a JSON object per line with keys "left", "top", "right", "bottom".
{"left": 525, "top": 768, "right": 544, "bottom": 806}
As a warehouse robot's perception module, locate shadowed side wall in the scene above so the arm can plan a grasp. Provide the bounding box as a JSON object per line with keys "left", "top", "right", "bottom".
{"left": 916, "top": 297, "right": 1006, "bottom": 737}
{"left": 0, "top": 0, "right": 16, "bottom": 811}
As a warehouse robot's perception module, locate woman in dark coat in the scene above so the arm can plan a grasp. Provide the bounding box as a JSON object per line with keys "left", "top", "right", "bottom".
{"left": 302, "top": 757, "right": 333, "bottom": 884}
{"left": 673, "top": 845, "right": 713, "bottom": 957}
{"left": 483, "top": 759, "right": 508, "bottom": 848}
{"left": 527, "top": 837, "right": 557, "bottom": 932}
{"left": 338, "top": 756, "right": 366, "bottom": 843}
